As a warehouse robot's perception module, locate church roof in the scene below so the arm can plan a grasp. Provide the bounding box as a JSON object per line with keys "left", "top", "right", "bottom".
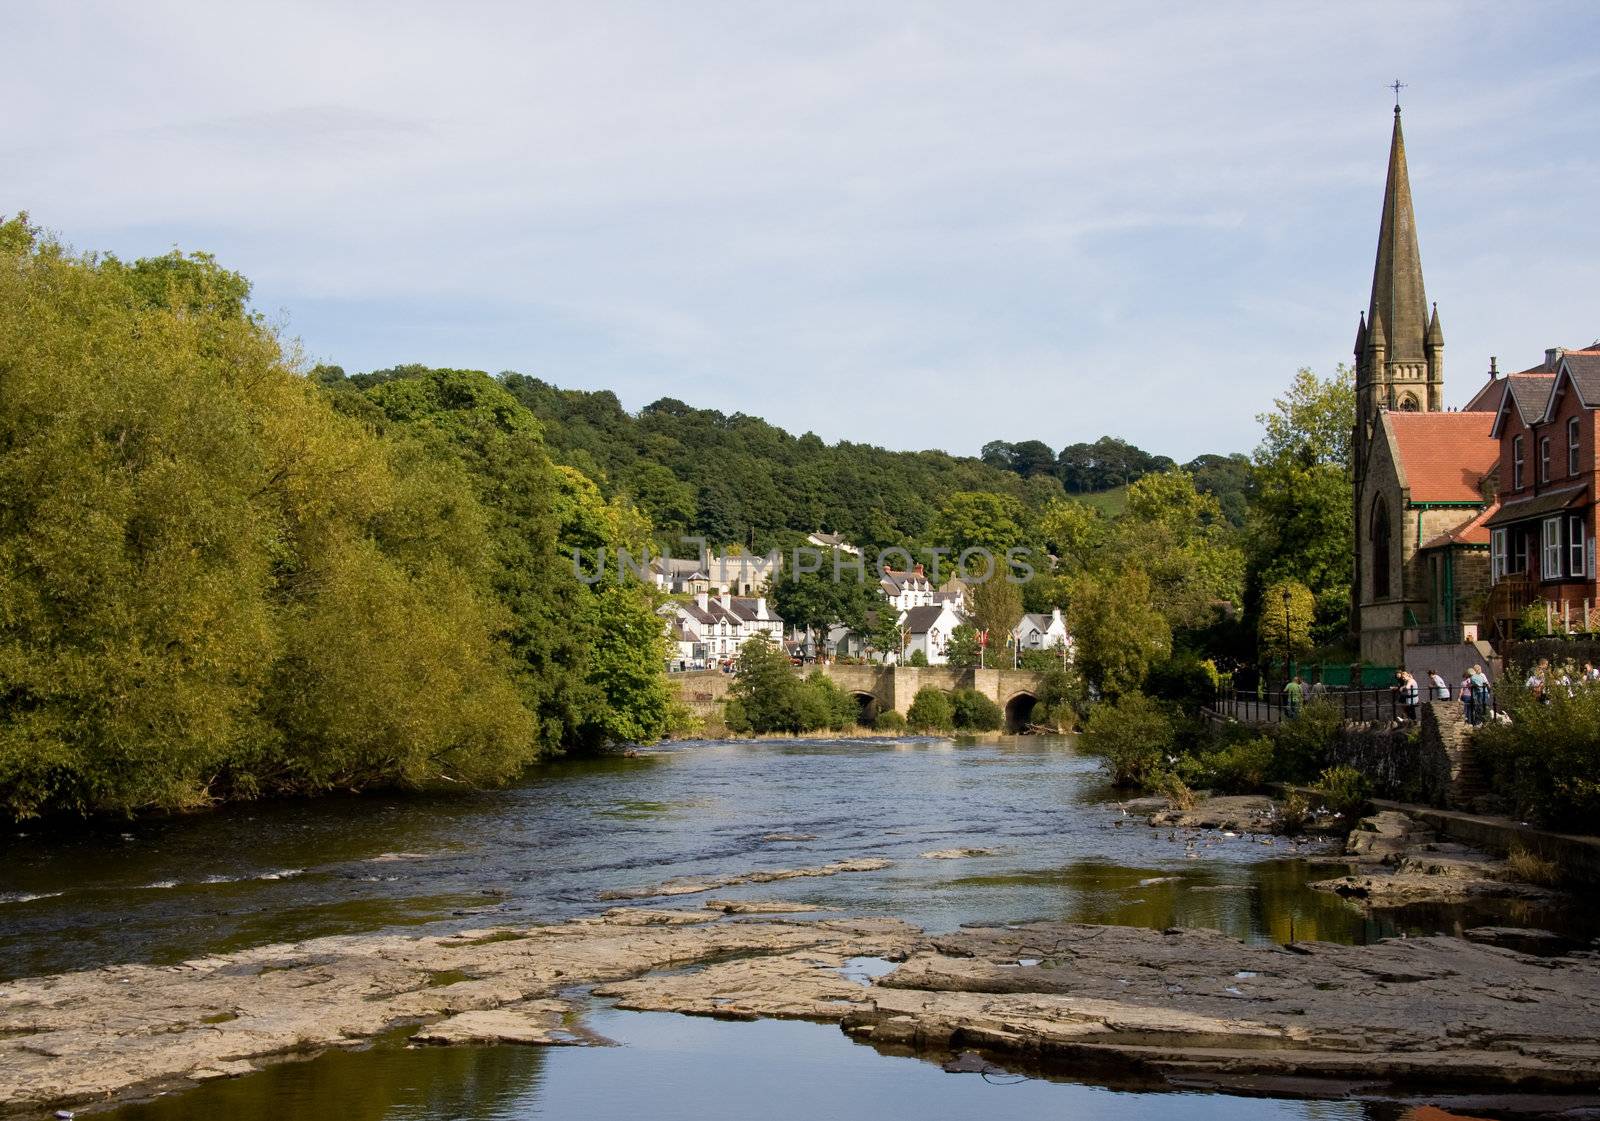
{"left": 1384, "top": 411, "right": 1496, "bottom": 503}
{"left": 1367, "top": 109, "right": 1430, "bottom": 366}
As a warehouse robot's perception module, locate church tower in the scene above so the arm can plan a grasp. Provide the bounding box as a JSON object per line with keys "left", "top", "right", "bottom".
{"left": 1351, "top": 101, "right": 1446, "bottom": 646}
{"left": 1354, "top": 103, "right": 1443, "bottom": 470}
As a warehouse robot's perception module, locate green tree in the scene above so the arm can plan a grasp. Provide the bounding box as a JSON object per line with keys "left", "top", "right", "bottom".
{"left": 950, "top": 689, "right": 1002, "bottom": 731}
{"left": 945, "top": 623, "right": 983, "bottom": 668}
{"left": 905, "top": 687, "right": 955, "bottom": 733}
{"left": 1248, "top": 366, "right": 1356, "bottom": 642}
{"left": 967, "top": 575, "right": 1024, "bottom": 657}
{"left": 1080, "top": 692, "right": 1174, "bottom": 788}
{"left": 1256, "top": 580, "right": 1317, "bottom": 662}
{"left": 770, "top": 549, "right": 876, "bottom": 635}
{"left": 929, "top": 491, "right": 1026, "bottom": 558}
{"left": 1068, "top": 568, "right": 1171, "bottom": 698}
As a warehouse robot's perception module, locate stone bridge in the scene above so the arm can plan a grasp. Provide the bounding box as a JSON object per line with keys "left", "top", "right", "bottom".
{"left": 815, "top": 664, "right": 1047, "bottom": 731}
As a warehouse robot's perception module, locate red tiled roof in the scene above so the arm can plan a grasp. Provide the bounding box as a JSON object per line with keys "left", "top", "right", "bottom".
{"left": 1420, "top": 503, "right": 1497, "bottom": 550}
{"left": 1385, "top": 411, "right": 1497, "bottom": 502}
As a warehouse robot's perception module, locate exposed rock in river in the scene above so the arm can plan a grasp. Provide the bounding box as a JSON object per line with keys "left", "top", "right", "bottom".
{"left": 4, "top": 907, "right": 1599, "bottom": 1116}
{"left": 920, "top": 848, "right": 996, "bottom": 860}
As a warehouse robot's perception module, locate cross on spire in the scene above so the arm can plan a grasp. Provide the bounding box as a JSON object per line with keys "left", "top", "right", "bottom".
{"left": 1390, "top": 79, "right": 1406, "bottom": 112}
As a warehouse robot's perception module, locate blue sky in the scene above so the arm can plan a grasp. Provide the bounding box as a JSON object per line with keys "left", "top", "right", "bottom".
{"left": 7, "top": 1, "right": 1598, "bottom": 462}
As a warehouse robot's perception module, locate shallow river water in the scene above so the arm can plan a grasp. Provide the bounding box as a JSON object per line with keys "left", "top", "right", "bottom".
{"left": 0, "top": 735, "right": 1572, "bottom": 1120}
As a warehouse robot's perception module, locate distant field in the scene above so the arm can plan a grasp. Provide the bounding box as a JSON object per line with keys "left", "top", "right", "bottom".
{"left": 1071, "top": 485, "right": 1129, "bottom": 517}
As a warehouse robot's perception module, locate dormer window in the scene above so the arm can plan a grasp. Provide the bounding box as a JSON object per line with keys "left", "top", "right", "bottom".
{"left": 1513, "top": 436, "right": 1525, "bottom": 489}
{"left": 1570, "top": 417, "right": 1581, "bottom": 476}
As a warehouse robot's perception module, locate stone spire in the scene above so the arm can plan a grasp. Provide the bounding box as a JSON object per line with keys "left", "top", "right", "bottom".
{"left": 1366, "top": 107, "right": 1429, "bottom": 367}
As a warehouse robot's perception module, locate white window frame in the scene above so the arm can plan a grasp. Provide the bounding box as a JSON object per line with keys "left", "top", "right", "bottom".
{"left": 1491, "top": 528, "right": 1507, "bottom": 583}
{"left": 1571, "top": 515, "right": 1586, "bottom": 579}
{"left": 1540, "top": 436, "right": 1551, "bottom": 484}
{"left": 1542, "top": 517, "right": 1563, "bottom": 579}
{"left": 1513, "top": 436, "right": 1525, "bottom": 489}
{"left": 1570, "top": 417, "right": 1582, "bottom": 476}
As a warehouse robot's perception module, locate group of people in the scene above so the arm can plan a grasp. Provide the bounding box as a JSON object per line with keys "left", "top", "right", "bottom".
{"left": 1393, "top": 666, "right": 1493, "bottom": 725}
{"left": 1521, "top": 656, "right": 1600, "bottom": 703}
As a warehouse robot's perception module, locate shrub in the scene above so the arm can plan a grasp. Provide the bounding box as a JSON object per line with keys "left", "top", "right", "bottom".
{"left": 1270, "top": 699, "right": 1341, "bottom": 783}
{"left": 1153, "top": 770, "right": 1196, "bottom": 811}
{"left": 1034, "top": 665, "right": 1089, "bottom": 730}
{"left": 1185, "top": 735, "right": 1275, "bottom": 793}
{"left": 1080, "top": 691, "right": 1174, "bottom": 789}
{"left": 906, "top": 648, "right": 929, "bottom": 667}
{"left": 1314, "top": 765, "right": 1371, "bottom": 822}
{"left": 1145, "top": 654, "right": 1221, "bottom": 712}
{"left": 1276, "top": 790, "right": 1312, "bottom": 834}
{"left": 950, "top": 689, "right": 1003, "bottom": 731}
{"left": 801, "top": 671, "right": 860, "bottom": 730}
{"left": 905, "top": 686, "right": 955, "bottom": 733}
{"left": 872, "top": 710, "right": 907, "bottom": 732}
{"left": 1474, "top": 679, "right": 1600, "bottom": 829}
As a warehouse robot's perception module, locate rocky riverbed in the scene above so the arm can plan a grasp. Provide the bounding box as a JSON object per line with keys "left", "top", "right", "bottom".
{"left": 5, "top": 894, "right": 1598, "bottom": 1118}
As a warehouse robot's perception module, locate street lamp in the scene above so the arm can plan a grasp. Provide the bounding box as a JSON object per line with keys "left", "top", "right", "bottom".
{"left": 1281, "top": 586, "right": 1292, "bottom": 689}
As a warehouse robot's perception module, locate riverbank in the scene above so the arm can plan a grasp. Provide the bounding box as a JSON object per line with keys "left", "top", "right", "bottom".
{"left": 5, "top": 904, "right": 1598, "bottom": 1118}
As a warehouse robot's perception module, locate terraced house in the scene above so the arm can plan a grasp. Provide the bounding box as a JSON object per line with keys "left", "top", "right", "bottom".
{"left": 1482, "top": 345, "right": 1600, "bottom": 639}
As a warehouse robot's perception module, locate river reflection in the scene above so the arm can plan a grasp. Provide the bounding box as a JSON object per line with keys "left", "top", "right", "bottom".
{"left": 104, "top": 1004, "right": 1421, "bottom": 1121}
{"left": 1, "top": 736, "right": 1585, "bottom": 982}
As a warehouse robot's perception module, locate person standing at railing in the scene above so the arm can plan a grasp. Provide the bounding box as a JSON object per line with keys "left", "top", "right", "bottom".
{"left": 1427, "top": 669, "right": 1450, "bottom": 702}
{"left": 1394, "top": 670, "right": 1420, "bottom": 724}
{"left": 1468, "top": 665, "right": 1491, "bottom": 725}
{"left": 1458, "top": 671, "right": 1473, "bottom": 722}
{"left": 1284, "top": 675, "right": 1304, "bottom": 718}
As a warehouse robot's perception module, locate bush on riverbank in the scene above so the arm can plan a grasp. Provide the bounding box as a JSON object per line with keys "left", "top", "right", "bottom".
{"left": 724, "top": 640, "right": 859, "bottom": 734}
{"left": 1473, "top": 677, "right": 1600, "bottom": 831}
{"left": 905, "top": 687, "right": 956, "bottom": 733}
{"left": 950, "top": 689, "right": 1003, "bottom": 731}
{"left": 1080, "top": 692, "right": 1175, "bottom": 787}
{"left": 872, "top": 710, "right": 907, "bottom": 732}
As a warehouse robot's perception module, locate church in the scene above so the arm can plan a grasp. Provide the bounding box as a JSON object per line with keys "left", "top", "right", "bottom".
{"left": 1351, "top": 104, "right": 1499, "bottom": 668}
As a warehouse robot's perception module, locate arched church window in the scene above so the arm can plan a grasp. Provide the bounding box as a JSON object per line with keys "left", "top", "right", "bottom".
{"left": 1371, "top": 497, "right": 1392, "bottom": 599}
{"left": 1398, "top": 394, "right": 1420, "bottom": 412}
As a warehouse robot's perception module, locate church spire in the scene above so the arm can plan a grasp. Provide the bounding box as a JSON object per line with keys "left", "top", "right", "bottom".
{"left": 1366, "top": 106, "right": 1429, "bottom": 367}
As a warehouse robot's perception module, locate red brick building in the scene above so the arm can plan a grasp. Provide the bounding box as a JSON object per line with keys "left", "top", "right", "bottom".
{"left": 1483, "top": 345, "right": 1600, "bottom": 638}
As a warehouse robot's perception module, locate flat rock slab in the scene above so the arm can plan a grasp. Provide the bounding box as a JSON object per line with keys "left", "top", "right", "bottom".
{"left": 411, "top": 1003, "right": 614, "bottom": 1046}
{"left": 843, "top": 922, "right": 1600, "bottom": 1092}
{"left": 703, "top": 899, "right": 834, "bottom": 914}
{"left": 0, "top": 911, "right": 915, "bottom": 1117}
{"left": 920, "top": 848, "right": 997, "bottom": 860}
{"left": 1149, "top": 795, "right": 1281, "bottom": 832}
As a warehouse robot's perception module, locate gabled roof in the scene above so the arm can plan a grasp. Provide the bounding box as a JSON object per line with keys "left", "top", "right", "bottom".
{"left": 1551, "top": 352, "right": 1600, "bottom": 411}
{"left": 1383, "top": 411, "right": 1496, "bottom": 502}
{"left": 1490, "top": 374, "right": 1558, "bottom": 437}
{"left": 901, "top": 604, "right": 958, "bottom": 634}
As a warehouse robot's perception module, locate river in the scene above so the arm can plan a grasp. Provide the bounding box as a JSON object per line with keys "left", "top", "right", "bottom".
{"left": 0, "top": 735, "right": 1572, "bottom": 1119}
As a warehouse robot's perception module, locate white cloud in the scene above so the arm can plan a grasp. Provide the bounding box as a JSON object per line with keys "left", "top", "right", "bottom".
{"left": 5, "top": 0, "right": 1597, "bottom": 460}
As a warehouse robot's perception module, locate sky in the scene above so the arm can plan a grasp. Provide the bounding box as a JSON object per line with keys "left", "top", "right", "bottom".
{"left": 7, "top": 1, "right": 1598, "bottom": 462}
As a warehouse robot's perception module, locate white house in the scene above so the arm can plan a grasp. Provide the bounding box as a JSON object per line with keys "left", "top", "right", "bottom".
{"left": 651, "top": 551, "right": 780, "bottom": 596}
{"left": 661, "top": 592, "right": 785, "bottom": 666}
{"left": 898, "top": 601, "right": 965, "bottom": 665}
{"left": 880, "top": 565, "right": 935, "bottom": 611}
{"left": 805, "top": 531, "right": 861, "bottom": 557}
{"left": 1013, "top": 608, "right": 1072, "bottom": 658}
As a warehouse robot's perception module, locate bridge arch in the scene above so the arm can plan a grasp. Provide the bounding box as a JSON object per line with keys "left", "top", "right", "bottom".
{"left": 1003, "top": 690, "right": 1039, "bottom": 733}
{"left": 849, "top": 691, "right": 879, "bottom": 725}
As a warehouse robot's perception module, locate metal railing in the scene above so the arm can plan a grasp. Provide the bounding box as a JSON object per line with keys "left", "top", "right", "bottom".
{"left": 1213, "top": 687, "right": 1404, "bottom": 726}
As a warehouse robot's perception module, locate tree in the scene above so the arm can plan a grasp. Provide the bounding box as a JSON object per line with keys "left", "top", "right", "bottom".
{"left": 950, "top": 689, "right": 1002, "bottom": 730}
{"left": 1080, "top": 692, "right": 1175, "bottom": 788}
{"left": 1037, "top": 499, "right": 1110, "bottom": 575}
{"left": 967, "top": 576, "right": 1024, "bottom": 657}
{"left": 1068, "top": 568, "right": 1171, "bottom": 698}
{"left": 1248, "top": 366, "right": 1356, "bottom": 643}
{"left": 929, "top": 491, "right": 1026, "bottom": 558}
{"left": 945, "top": 623, "right": 983, "bottom": 668}
{"left": 1256, "top": 580, "right": 1317, "bottom": 663}
{"left": 770, "top": 549, "right": 876, "bottom": 636}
